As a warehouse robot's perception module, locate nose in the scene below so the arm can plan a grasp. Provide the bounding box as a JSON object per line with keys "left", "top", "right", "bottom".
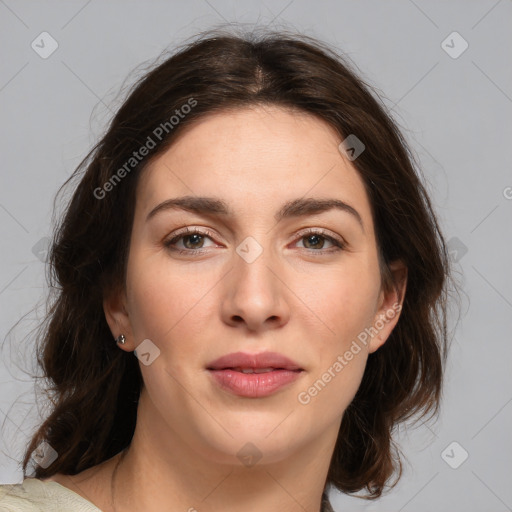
{"left": 220, "top": 247, "right": 291, "bottom": 333}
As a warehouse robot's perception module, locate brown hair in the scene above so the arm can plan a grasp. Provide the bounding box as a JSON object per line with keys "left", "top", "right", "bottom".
{"left": 19, "top": 27, "right": 453, "bottom": 499}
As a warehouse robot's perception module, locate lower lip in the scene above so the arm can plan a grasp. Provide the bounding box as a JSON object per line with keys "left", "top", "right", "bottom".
{"left": 208, "top": 369, "right": 303, "bottom": 398}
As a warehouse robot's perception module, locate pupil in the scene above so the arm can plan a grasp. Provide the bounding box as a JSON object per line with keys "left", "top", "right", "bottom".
{"left": 185, "top": 234, "right": 203, "bottom": 248}
{"left": 305, "top": 234, "right": 323, "bottom": 249}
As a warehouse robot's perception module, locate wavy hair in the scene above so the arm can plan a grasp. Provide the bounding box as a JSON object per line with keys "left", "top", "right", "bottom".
{"left": 19, "top": 27, "right": 454, "bottom": 499}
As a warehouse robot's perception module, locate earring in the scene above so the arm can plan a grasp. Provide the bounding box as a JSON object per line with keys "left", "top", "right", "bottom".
{"left": 116, "top": 334, "right": 126, "bottom": 345}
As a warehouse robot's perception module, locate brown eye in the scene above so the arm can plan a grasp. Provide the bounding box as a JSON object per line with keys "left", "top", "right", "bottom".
{"left": 181, "top": 233, "right": 205, "bottom": 249}
{"left": 295, "top": 230, "right": 344, "bottom": 252}
{"left": 164, "top": 228, "right": 217, "bottom": 254}
{"left": 302, "top": 234, "right": 326, "bottom": 250}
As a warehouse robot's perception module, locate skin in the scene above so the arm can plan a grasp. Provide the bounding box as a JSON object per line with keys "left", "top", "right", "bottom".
{"left": 43, "top": 105, "right": 407, "bottom": 512}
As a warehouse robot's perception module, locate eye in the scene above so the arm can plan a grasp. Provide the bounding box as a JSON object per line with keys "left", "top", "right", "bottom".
{"left": 164, "top": 227, "right": 346, "bottom": 256}
{"left": 293, "top": 229, "right": 346, "bottom": 253}
{"left": 164, "top": 227, "right": 217, "bottom": 254}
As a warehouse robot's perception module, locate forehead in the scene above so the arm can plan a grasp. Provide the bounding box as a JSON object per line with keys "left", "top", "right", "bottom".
{"left": 137, "top": 106, "right": 374, "bottom": 229}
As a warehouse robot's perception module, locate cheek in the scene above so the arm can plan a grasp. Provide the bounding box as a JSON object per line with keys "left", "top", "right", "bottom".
{"left": 124, "top": 250, "right": 220, "bottom": 350}
{"left": 297, "top": 288, "right": 371, "bottom": 414}
{"left": 298, "top": 352, "right": 368, "bottom": 418}
{"left": 291, "top": 258, "right": 380, "bottom": 342}
{"left": 293, "top": 261, "right": 378, "bottom": 410}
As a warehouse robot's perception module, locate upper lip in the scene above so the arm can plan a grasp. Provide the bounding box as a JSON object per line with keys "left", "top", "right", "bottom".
{"left": 207, "top": 351, "right": 303, "bottom": 371}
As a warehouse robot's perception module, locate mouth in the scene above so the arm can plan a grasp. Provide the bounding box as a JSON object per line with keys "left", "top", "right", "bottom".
{"left": 206, "top": 351, "right": 303, "bottom": 372}
{"left": 219, "top": 367, "right": 298, "bottom": 374}
{"left": 206, "top": 352, "right": 304, "bottom": 398}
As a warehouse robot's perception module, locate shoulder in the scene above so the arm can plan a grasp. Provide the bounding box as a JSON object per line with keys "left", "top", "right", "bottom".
{"left": 0, "top": 480, "right": 38, "bottom": 512}
{"left": 0, "top": 478, "right": 102, "bottom": 512}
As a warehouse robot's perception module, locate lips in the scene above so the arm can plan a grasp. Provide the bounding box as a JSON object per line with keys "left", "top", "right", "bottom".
{"left": 207, "top": 351, "right": 303, "bottom": 372}
{"left": 207, "top": 351, "right": 304, "bottom": 398}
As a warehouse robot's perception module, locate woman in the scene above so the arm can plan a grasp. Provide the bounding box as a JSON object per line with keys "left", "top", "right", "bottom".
{"left": 0, "top": 27, "right": 452, "bottom": 512}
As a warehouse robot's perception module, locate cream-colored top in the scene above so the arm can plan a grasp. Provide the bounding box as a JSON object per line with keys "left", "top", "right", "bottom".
{"left": 1, "top": 478, "right": 335, "bottom": 511}
{"left": 0, "top": 478, "right": 101, "bottom": 511}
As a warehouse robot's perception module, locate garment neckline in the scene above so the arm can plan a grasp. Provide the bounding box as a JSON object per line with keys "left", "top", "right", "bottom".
{"left": 23, "top": 477, "right": 334, "bottom": 512}
{"left": 24, "top": 477, "right": 102, "bottom": 510}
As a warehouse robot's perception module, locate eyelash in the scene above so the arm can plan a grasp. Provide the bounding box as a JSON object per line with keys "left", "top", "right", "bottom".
{"left": 163, "top": 227, "right": 346, "bottom": 256}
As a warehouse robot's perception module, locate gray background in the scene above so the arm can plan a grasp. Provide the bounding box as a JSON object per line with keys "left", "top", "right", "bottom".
{"left": 1, "top": 1, "right": 511, "bottom": 511}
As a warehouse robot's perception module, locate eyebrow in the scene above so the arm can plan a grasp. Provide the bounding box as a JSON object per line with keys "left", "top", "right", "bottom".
{"left": 146, "top": 195, "right": 364, "bottom": 231}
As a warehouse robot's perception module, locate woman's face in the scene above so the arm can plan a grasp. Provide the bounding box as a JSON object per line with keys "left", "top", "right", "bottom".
{"left": 107, "top": 105, "right": 404, "bottom": 466}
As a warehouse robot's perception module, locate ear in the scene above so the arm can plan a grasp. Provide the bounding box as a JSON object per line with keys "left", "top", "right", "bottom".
{"left": 103, "top": 285, "right": 134, "bottom": 351}
{"left": 368, "top": 259, "right": 408, "bottom": 354}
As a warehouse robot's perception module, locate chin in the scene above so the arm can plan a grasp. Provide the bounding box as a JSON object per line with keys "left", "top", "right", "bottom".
{"left": 189, "top": 416, "right": 306, "bottom": 467}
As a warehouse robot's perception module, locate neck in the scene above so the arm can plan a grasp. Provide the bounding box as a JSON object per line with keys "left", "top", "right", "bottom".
{"left": 109, "top": 392, "right": 338, "bottom": 512}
